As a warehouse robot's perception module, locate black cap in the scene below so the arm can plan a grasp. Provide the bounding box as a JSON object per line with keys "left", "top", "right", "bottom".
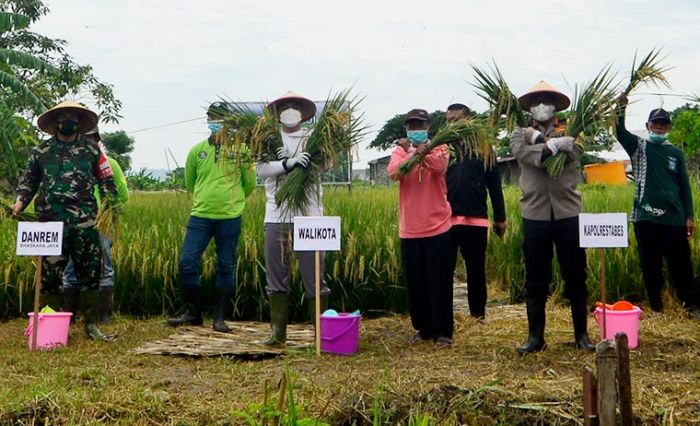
{"left": 404, "top": 108, "right": 431, "bottom": 124}
{"left": 207, "top": 101, "right": 229, "bottom": 119}
{"left": 447, "top": 103, "right": 470, "bottom": 113}
{"left": 648, "top": 108, "right": 671, "bottom": 124}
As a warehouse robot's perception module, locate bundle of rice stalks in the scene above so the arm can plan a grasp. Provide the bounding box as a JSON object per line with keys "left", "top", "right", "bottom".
{"left": 0, "top": 200, "right": 37, "bottom": 222}
{"left": 623, "top": 48, "right": 670, "bottom": 96}
{"left": 95, "top": 201, "right": 121, "bottom": 239}
{"left": 215, "top": 101, "right": 282, "bottom": 163}
{"left": 397, "top": 118, "right": 496, "bottom": 176}
{"left": 274, "top": 89, "right": 366, "bottom": 215}
{"left": 543, "top": 66, "right": 620, "bottom": 176}
{"left": 470, "top": 62, "right": 529, "bottom": 132}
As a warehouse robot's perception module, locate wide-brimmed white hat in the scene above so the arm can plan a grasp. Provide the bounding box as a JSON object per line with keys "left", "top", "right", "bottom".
{"left": 518, "top": 81, "right": 570, "bottom": 111}
{"left": 267, "top": 91, "right": 316, "bottom": 121}
{"left": 37, "top": 101, "right": 98, "bottom": 134}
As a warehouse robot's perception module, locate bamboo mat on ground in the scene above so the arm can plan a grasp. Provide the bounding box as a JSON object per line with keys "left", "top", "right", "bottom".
{"left": 133, "top": 322, "right": 314, "bottom": 359}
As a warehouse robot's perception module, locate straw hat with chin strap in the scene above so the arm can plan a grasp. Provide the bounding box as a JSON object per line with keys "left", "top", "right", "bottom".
{"left": 37, "top": 101, "right": 99, "bottom": 135}
{"left": 267, "top": 91, "right": 317, "bottom": 122}
{"left": 518, "top": 81, "right": 571, "bottom": 111}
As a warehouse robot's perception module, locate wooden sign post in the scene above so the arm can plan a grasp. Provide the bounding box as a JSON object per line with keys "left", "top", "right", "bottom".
{"left": 294, "top": 216, "right": 341, "bottom": 356}
{"left": 16, "top": 221, "right": 64, "bottom": 351}
{"left": 579, "top": 213, "right": 629, "bottom": 340}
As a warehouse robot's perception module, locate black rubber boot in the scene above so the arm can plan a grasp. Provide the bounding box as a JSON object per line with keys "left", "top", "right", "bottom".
{"left": 167, "top": 285, "right": 203, "bottom": 327}
{"left": 83, "top": 290, "right": 116, "bottom": 342}
{"left": 306, "top": 294, "right": 329, "bottom": 323}
{"left": 571, "top": 296, "right": 596, "bottom": 352}
{"left": 100, "top": 287, "right": 114, "bottom": 324}
{"left": 212, "top": 287, "right": 232, "bottom": 333}
{"left": 517, "top": 296, "right": 546, "bottom": 354}
{"left": 63, "top": 287, "right": 81, "bottom": 324}
{"left": 39, "top": 292, "right": 63, "bottom": 312}
{"left": 263, "top": 294, "right": 289, "bottom": 347}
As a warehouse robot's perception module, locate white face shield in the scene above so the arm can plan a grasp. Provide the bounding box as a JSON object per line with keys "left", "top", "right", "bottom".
{"left": 279, "top": 108, "right": 302, "bottom": 128}
{"left": 530, "top": 103, "right": 555, "bottom": 122}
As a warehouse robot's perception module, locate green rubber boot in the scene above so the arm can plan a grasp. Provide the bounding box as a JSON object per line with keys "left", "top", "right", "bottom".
{"left": 263, "top": 294, "right": 289, "bottom": 347}
{"left": 83, "top": 290, "right": 116, "bottom": 342}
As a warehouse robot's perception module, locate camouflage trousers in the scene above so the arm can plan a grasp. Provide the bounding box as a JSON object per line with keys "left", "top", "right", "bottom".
{"left": 42, "top": 224, "right": 103, "bottom": 294}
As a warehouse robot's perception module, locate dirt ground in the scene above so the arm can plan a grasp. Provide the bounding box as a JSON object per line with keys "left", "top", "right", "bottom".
{"left": 1, "top": 285, "right": 699, "bottom": 425}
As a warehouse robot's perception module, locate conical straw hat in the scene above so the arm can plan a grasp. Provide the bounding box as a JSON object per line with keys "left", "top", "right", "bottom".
{"left": 37, "top": 101, "right": 98, "bottom": 134}
{"left": 267, "top": 91, "right": 317, "bottom": 121}
{"left": 518, "top": 81, "right": 570, "bottom": 111}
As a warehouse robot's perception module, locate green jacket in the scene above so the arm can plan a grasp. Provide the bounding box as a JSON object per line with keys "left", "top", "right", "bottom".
{"left": 185, "top": 139, "right": 256, "bottom": 219}
{"left": 95, "top": 157, "right": 129, "bottom": 205}
{"left": 16, "top": 137, "right": 117, "bottom": 225}
{"left": 616, "top": 111, "right": 694, "bottom": 226}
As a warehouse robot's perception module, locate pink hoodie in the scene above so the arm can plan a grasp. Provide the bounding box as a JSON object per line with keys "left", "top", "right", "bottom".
{"left": 387, "top": 145, "right": 452, "bottom": 239}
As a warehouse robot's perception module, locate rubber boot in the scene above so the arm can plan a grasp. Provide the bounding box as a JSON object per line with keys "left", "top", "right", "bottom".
{"left": 167, "top": 285, "right": 203, "bottom": 327}
{"left": 100, "top": 286, "right": 114, "bottom": 324}
{"left": 263, "top": 294, "right": 289, "bottom": 347}
{"left": 517, "top": 296, "right": 546, "bottom": 354}
{"left": 307, "top": 294, "right": 329, "bottom": 323}
{"left": 571, "top": 296, "right": 596, "bottom": 352}
{"left": 212, "top": 287, "right": 232, "bottom": 333}
{"left": 39, "top": 292, "right": 63, "bottom": 312}
{"left": 83, "top": 290, "right": 116, "bottom": 342}
{"left": 63, "top": 287, "right": 81, "bottom": 324}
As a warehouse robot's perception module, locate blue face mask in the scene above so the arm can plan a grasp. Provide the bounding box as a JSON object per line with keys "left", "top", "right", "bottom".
{"left": 648, "top": 132, "right": 668, "bottom": 144}
{"left": 406, "top": 129, "right": 429, "bottom": 144}
{"left": 208, "top": 122, "right": 223, "bottom": 133}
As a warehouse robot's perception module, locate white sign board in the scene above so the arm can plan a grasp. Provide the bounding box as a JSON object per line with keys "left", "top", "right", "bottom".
{"left": 293, "top": 216, "right": 341, "bottom": 252}
{"left": 16, "top": 222, "right": 64, "bottom": 256}
{"left": 579, "top": 213, "right": 628, "bottom": 248}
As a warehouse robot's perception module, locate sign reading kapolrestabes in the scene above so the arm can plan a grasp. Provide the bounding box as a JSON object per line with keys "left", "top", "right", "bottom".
{"left": 579, "top": 213, "right": 628, "bottom": 248}
{"left": 293, "top": 216, "right": 341, "bottom": 252}
{"left": 16, "top": 222, "right": 64, "bottom": 256}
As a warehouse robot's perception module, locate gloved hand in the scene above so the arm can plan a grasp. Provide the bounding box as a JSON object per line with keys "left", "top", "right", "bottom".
{"left": 276, "top": 146, "right": 291, "bottom": 160}
{"left": 529, "top": 130, "right": 545, "bottom": 145}
{"left": 285, "top": 152, "right": 311, "bottom": 170}
{"left": 546, "top": 136, "right": 574, "bottom": 155}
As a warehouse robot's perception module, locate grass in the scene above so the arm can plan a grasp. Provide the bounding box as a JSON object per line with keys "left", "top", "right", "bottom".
{"left": 1, "top": 286, "right": 699, "bottom": 425}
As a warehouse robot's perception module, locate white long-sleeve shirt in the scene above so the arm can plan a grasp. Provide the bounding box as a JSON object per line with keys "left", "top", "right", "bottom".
{"left": 256, "top": 129, "right": 323, "bottom": 223}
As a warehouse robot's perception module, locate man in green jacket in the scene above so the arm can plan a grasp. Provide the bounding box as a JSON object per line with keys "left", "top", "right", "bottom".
{"left": 63, "top": 126, "right": 129, "bottom": 324}
{"left": 617, "top": 94, "right": 700, "bottom": 319}
{"left": 168, "top": 102, "right": 256, "bottom": 332}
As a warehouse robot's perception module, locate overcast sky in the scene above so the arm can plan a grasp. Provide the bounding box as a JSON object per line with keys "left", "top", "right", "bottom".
{"left": 32, "top": 0, "right": 699, "bottom": 172}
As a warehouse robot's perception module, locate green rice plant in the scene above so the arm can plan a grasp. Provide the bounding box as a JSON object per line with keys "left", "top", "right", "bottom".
{"left": 623, "top": 48, "right": 670, "bottom": 96}
{"left": 470, "top": 61, "right": 529, "bottom": 132}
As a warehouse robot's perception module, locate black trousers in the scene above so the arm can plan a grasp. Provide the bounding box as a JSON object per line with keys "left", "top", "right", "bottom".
{"left": 400, "top": 230, "right": 454, "bottom": 339}
{"left": 522, "top": 217, "right": 587, "bottom": 301}
{"left": 634, "top": 221, "right": 699, "bottom": 310}
{"left": 449, "top": 225, "right": 488, "bottom": 317}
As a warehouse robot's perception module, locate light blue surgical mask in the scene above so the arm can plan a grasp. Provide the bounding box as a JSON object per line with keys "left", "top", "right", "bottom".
{"left": 208, "top": 122, "right": 223, "bottom": 133}
{"left": 648, "top": 132, "right": 668, "bottom": 144}
{"left": 406, "top": 129, "right": 429, "bottom": 145}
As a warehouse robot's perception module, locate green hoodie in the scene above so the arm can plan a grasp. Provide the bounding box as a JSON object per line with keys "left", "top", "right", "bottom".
{"left": 185, "top": 139, "right": 256, "bottom": 219}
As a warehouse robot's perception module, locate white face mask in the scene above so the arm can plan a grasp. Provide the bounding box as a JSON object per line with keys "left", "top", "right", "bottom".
{"left": 280, "top": 108, "right": 302, "bottom": 128}
{"left": 530, "top": 103, "right": 555, "bottom": 122}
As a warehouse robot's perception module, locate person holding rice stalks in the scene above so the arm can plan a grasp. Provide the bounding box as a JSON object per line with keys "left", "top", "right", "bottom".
{"left": 63, "top": 125, "right": 129, "bottom": 324}
{"left": 510, "top": 82, "right": 595, "bottom": 353}
{"left": 11, "top": 101, "right": 118, "bottom": 341}
{"left": 445, "top": 103, "right": 506, "bottom": 320}
{"left": 257, "top": 92, "right": 330, "bottom": 347}
{"left": 616, "top": 94, "right": 700, "bottom": 319}
{"left": 387, "top": 108, "right": 454, "bottom": 349}
{"left": 168, "top": 101, "right": 256, "bottom": 333}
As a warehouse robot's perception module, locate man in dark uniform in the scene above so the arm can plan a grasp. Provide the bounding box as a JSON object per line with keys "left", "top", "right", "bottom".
{"left": 12, "top": 101, "right": 118, "bottom": 341}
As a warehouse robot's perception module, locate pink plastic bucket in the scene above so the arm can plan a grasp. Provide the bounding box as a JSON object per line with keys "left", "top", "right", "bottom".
{"left": 24, "top": 312, "right": 73, "bottom": 350}
{"left": 594, "top": 306, "right": 643, "bottom": 349}
{"left": 320, "top": 313, "right": 361, "bottom": 355}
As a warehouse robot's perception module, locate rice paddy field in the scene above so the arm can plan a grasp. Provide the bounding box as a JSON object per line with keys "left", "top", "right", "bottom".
{"left": 2, "top": 183, "right": 700, "bottom": 319}
{"left": 2, "top": 184, "right": 700, "bottom": 425}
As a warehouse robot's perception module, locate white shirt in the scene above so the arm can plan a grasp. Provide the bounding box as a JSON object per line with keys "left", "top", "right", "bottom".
{"left": 256, "top": 128, "right": 323, "bottom": 223}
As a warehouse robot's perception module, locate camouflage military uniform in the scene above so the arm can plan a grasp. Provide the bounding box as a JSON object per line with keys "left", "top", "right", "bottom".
{"left": 15, "top": 137, "right": 117, "bottom": 294}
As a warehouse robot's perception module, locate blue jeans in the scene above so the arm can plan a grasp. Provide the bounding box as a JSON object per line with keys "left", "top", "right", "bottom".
{"left": 63, "top": 236, "right": 113, "bottom": 289}
{"left": 179, "top": 216, "right": 242, "bottom": 290}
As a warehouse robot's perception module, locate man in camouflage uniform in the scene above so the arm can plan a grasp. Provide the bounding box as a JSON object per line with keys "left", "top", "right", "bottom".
{"left": 12, "top": 101, "right": 118, "bottom": 341}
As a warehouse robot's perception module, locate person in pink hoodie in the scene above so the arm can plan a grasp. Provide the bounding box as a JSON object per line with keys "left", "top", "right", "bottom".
{"left": 387, "top": 108, "right": 454, "bottom": 349}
